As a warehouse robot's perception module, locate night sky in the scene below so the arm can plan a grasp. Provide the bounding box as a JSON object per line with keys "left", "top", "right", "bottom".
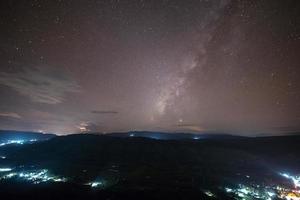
{"left": 0, "top": 0, "right": 299, "bottom": 135}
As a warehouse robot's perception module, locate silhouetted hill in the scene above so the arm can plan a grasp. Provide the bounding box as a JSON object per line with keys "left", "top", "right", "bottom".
{"left": 5, "top": 134, "right": 300, "bottom": 179}
{"left": 1, "top": 133, "right": 300, "bottom": 199}
{"left": 103, "top": 131, "right": 245, "bottom": 140}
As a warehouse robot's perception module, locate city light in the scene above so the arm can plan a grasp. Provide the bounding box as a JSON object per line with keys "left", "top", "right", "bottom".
{"left": 0, "top": 140, "right": 25, "bottom": 146}
{"left": 280, "top": 173, "right": 300, "bottom": 188}
{"left": 224, "top": 184, "right": 276, "bottom": 200}
{"left": 203, "top": 190, "right": 215, "bottom": 197}
{"left": 1, "top": 162, "right": 300, "bottom": 199}
{"left": 88, "top": 181, "right": 104, "bottom": 188}
{"left": 284, "top": 192, "right": 300, "bottom": 200}
{"left": 223, "top": 172, "right": 300, "bottom": 200}
{"left": 0, "top": 168, "right": 12, "bottom": 172}
{"left": 0, "top": 169, "right": 67, "bottom": 184}
{"left": 0, "top": 139, "right": 39, "bottom": 147}
{"left": 3, "top": 173, "right": 17, "bottom": 178}
{"left": 225, "top": 187, "right": 233, "bottom": 192}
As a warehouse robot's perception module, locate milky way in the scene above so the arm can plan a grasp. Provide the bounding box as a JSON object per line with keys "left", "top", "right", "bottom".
{"left": 0, "top": 0, "right": 299, "bottom": 135}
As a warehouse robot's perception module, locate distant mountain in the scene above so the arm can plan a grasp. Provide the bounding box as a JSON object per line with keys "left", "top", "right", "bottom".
{"left": 5, "top": 134, "right": 300, "bottom": 185}
{"left": 103, "top": 131, "right": 245, "bottom": 140}
{"left": 0, "top": 130, "right": 56, "bottom": 143}
{"left": 1, "top": 133, "right": 300, "bottom": 200}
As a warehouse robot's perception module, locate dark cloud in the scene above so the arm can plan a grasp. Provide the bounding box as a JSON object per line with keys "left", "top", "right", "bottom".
{"left": 0, "top": 66, "right": 81, "bottom": 104}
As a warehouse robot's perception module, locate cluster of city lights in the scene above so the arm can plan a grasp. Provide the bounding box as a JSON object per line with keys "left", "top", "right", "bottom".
{"left": 0, "top": 139, "right": 25, "bottom": 146}
{"left": 85, "top": 179, "right": 107, "bottom": 188}
{"left": 203, "top": 190, "right": 215, "bottom": 197}
{"left": 223, "top": 172, "right": 300, "bottom": 200}
{"left": 0, "top": 169, "right": 67, "bottom": 184}
{"left": 280, "top": 173, "right": 300, "bottom": 188}
{"left": 89, "top": 181, "right": 104, "bottom": 188}
{"left": 0, "top": 139, "right": 38, "bottom": 147}
{"left": 277, "top": 186, "right": 300, "bottom": 200}
{"left": 224, "top": 184, "right": 275, "bottom": 200}
{"left": 0, "top": 167, "right": 108, "bottom": 188}
{"left": 278, "top": 173, "right": 300, "bottom": 200}
{"left": 1, "top": 160, "right": 300, "bottom": 199}
{"left": 0, "top": 168, "right": 12, "bottom": 172}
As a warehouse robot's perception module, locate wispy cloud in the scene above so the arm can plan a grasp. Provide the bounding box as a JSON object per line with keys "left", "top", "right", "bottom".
{"left": 91, "top": 110, "right": 119, "bottom": 114}
{"left": 0, "top": 112, "right": 22, "bottom": 119}
{"left": 0, "top": 66, "right": 81, "bottom": 104}
{"left": 272, "top": 126, "right": 300, "bottom": 132}
{"left": 176, "top": 124, "right": 204, "bottom": 132}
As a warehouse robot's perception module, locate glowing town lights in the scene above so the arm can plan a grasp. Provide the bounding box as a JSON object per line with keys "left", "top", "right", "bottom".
{"left": 38, "top": 130, "right": 45, "bottom": 133}
{"left": 78, "top": 122, "right": 89, "bottom": 132}
{"left": 285, "top": 192, "right": 300, "bottom": 200}
{"left": 237, "top": 192, "right": 245, "bottom": 198}
{"left": 92, "top": 182, "right": 101, "bottom": 187}
{"left": 238, "top": 187, "right": 250, "bottom": 195}
{"left": 129, "top": 133, "right": 135, "bottom": 137}
{"left": 3, "top": 173, "right": 17, "bottom": 178}
{"left": 89, "top": 181, "right": 103, "bottom": 188}
{"left": 0, "top": 168, "right": 12, "bottom": 172}
{"left": 0, "top": 140, "right": 24, "bottom": 146}
{"left": 203, "top": 190, "right": 215, "bottom": 197}
{"left": 224, "top": 184, "right": 277, "bottom": 200}
{"left": 79, "top": 127, "right": 87, "bottom": 132}
{"left": 267, "top": 191, "right": 275, "bottom": 197}
{"left": 294, "top": 180, "right": 300, "bottom": 188}
{"left": 282, "top": 173, "right": 291, "bottom": 178}
{"left": 0, "top": 139, "right": 40, "bottom": 147}
{"left": 0, "top": 169, "right": 67, "bottom": 184}
{"left": 280, "top": 173, "right": 300, "bottom": 188}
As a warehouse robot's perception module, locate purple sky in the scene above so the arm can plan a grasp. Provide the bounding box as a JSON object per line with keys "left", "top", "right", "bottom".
{"left": 0, "top": 0, "right": 299, "bottom": 135}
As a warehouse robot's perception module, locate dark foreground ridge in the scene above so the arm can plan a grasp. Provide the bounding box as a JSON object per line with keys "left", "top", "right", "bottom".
{"left": 0, "top": 132, "right": 300, "bottom": 199}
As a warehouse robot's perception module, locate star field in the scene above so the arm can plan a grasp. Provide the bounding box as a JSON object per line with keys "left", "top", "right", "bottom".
{"left": 0, "top": 0, "right": 299, "bottom": 135}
